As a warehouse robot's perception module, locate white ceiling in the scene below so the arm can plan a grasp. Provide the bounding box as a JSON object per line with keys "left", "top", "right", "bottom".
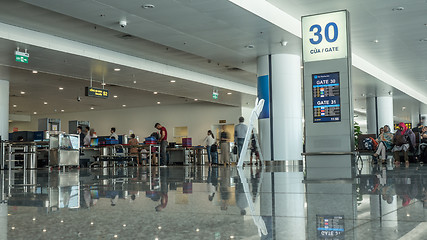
{"left": 0, "top": 0, "right": 424, "bottom": 123}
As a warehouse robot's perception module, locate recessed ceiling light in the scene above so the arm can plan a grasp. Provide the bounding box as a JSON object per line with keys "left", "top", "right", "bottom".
{"left": 33, "top": 112, "right": 37, "bottom": 115}
{"left": 227, "top": 92, "right": 232, "bottom": 95}
{"left": 122, "top": 104, "right": 126, "bottom": 107}
{"left": 170, "top": 80, "right": 176, "bottom": 83}
{"left": 61, "top": 109, "right": 64, "bottom": 112}
{"left": 361, "top": 93, "right": 366, "bottom": 97}
{"left": 372, "top": 39, "right": 379, "bottom": 43}
{"left": 13, "top": 105, "right": 17, "bottom": 107}
{"left": 153, "top": 92, "right": 158, "bottom": 94}
{"left": 392, "top": 7, "right": 404, "bottom": 11}
{"left": 59, "top": 87, "right": 64, "bottom": 90}
{"left": 142, "top": 4, "right": 155, "bottom": 9}
{"left": 244, "top": 45, "right": 255, "bottom": 49}
{"left": 20, "top": 91, "right": 25, "bottom": 94}
{"left": 157, "top": 102, "right": 161, "bottom": 104}
{"left": 194, "top": 99, "right": 198, "bottom": 101}
{"left": 32, "top": 70, "right": 38, "bottom": 74}
{"left": 114, "top": 68, "right": 121, "bottom": 71}
{"left": 43, "top": 102, "right": 48, "bottom": 105}
{"left": 90, "top": 107, "right": 94, "bottom": 110}
{"left": 113, "top": 95, "right": 118, "bottom": 98}
{"left": 101, "top": 82, "right": 106, "bottom": 86}
{"left": 133, "top": 80, "right": 137, "bottom": 84}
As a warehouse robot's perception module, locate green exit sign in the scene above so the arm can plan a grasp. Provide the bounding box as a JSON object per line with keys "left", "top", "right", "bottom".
{"left": 15, "top": 51, "right": 29, "bottom": 63}
{"left": 213, "top": 90, "right": 218, "bottom": 99}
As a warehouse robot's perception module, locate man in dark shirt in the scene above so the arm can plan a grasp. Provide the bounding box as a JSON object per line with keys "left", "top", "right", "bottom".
{"left": 155, "top": 123, "right": 168, "bottom": 166}
{"left": 77, "top": 126, "right": 85, "bottom": 147}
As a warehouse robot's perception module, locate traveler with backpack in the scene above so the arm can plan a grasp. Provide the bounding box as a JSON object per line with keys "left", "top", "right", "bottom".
{"left": 392, "top": 122, "right": 416, "bottom": 167}
{"left": 373, "top": 125, "right": 393, "bottom": 164}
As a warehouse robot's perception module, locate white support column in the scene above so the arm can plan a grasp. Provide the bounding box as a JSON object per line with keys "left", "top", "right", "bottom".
{"left": 0, "top": 80, "right": 9, "bottom": 140}
{"left": 421, "top": 104, "right": 427, "bottom": 126}
{"left": 377, "top": 96, "right": 393, "bottom": 131}
{"left": 411, "top": 107, "right": 420, "bottom": 128}
{"left": 366, "top": 97, "right": 377, "bottom": 134}
{"left": 257, "top": 54, "right": 303, "bottom": 161}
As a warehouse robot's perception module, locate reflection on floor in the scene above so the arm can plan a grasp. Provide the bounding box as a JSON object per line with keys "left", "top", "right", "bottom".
{"left": 1, "top": 160, "right": 427, "bottom": 239}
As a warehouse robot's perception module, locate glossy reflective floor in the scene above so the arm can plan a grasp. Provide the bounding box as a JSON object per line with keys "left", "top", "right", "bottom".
{"left": 1, "top": 159, "right": 427, "bottom": 240}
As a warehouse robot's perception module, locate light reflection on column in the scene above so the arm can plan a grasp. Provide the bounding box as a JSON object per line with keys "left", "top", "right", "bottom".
{"left": 274, "top": 171, "right": 306, "bottom": 240}
{"left": 259, "top": 168, "right": 306, "bottom": 240}
{"left": 305, "top": 156, "right": 357, "bottom": 240}
{"left": 1, "top": 171, "right": 7, "bottom": 240}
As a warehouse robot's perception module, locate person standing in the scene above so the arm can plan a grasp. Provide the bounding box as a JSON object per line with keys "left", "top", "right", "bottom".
{"left": 128, "top": 134, "right": 140, "bottom": 165}
{"left": 84, "top": 128, "right": 97, "bottom": 146}
{"left": 110, "top": 127, "right": 118, "bottom": 140}
{"left": 220, "top": 125, "right": 230, "bottom": 165}
{"left": 234, "top": 117, "right": 248, "bottom": 158}
{"left": 155, "top": 123, "right": 168, "bottom": 166}
{"left": 77, "top": 126, "right": 85, "bottom": 147}
{"left": 204, "top": 130, "right": 216, "bottom": 166}
{"left": 249, "top": 132, "right": 260, "bottom": 166}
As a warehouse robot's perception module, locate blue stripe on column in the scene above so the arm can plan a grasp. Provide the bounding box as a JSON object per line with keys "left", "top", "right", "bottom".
{"left": 257, "top": 75, "right": 270, "bottom": 119}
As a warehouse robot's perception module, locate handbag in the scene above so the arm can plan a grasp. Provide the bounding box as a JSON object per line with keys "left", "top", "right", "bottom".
{"left": 210, "top": 144, "right": 218, "bottom": 152}
{"left": 232, "top": 145, "right": 238, "bottom": 154}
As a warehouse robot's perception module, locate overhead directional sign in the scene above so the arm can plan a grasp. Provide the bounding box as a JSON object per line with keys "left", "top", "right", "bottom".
{"left": 302, "top": 11, "right": 348, "bottom": 62}
{"left": 15, "top": 51, "right": 29, "bottom": 63}
{"left": 85, "top": 87, "right": 109, "bottom": 99}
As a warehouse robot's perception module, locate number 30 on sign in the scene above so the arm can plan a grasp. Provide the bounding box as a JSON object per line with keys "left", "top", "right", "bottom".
{"left": 302, "top": 11, "right": 348, "bottom": 62}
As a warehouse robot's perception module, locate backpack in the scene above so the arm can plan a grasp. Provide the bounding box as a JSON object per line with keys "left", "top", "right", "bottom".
{"left": 369, "top": 137, "right": 378, "bottom": 150}
{"left": 363, "top": 138, "right": 374, "bottom": 150}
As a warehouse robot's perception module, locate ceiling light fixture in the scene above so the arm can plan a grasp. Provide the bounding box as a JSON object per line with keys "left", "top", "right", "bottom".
{"left": 157, "top": 102, "right": 161, "bottom": 104}
{"left": 133, "top": 80, "right": 137, "bottom": 84}
{"left": 114, "top": 68, "right": 121, "bottom": 71}
{"left": 373, "top": 39, "right": 379, "bottom": 43}
{"left": 32, "top": 70, "right": 38, "bottom": 74}
{"left": 170, "top": 80, "right": 176, "bottom": 83}
{"left": 113, "top": 95, "right": 118, "bottom": 98}
{"left": 43, "top": 102, "right": 48, "bottom": 105}
{"left": 153, "top": 92, "right": 158, "bottom": 94}
{"left": 142, "top": 4, "right": 155, "bottom": 9}
{"left": 13, "top": 105, "right": 17, "bottom": 107}
{"left": 101, "top": 82, "right": 106, "bottom": 86}
{"left": 61, "top": 110, "right": 64, "bottom": 112}
{"left": 33, "top": 112, "right": 37, "bottom": 114}
{"left": 392, "top": 7, "right": 404, "bottom": 11}
{"left": 90, "top": 107, "right": 94, "bottom": 110}
{"left": 122, "top": 105, "right": 126, "bottom": 107}
{"left": 227, "top": 92, "right": 232, "bottom": 95}
{"left": 194, "top": 99, "right": 198, "bottom": 101}
{"left": 20, "top": 91, "right": 25, "bottom": 94}
{"left": 59, "top": 87, "right": 64, "bottom": 90}
{"left": 280, "top": 41, "right": 288, "bottom": 46}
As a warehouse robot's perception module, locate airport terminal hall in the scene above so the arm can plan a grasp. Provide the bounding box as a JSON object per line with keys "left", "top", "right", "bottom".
{"left": 2, "top": 1, "right": 427, "bottom": 240}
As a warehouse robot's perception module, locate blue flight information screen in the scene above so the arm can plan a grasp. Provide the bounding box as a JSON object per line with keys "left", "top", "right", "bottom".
{"left": 312, "top": 72, "right": 341, "bottom": 123}
{"left": 317, "top": 215, "right": 344, "bottom": 239}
